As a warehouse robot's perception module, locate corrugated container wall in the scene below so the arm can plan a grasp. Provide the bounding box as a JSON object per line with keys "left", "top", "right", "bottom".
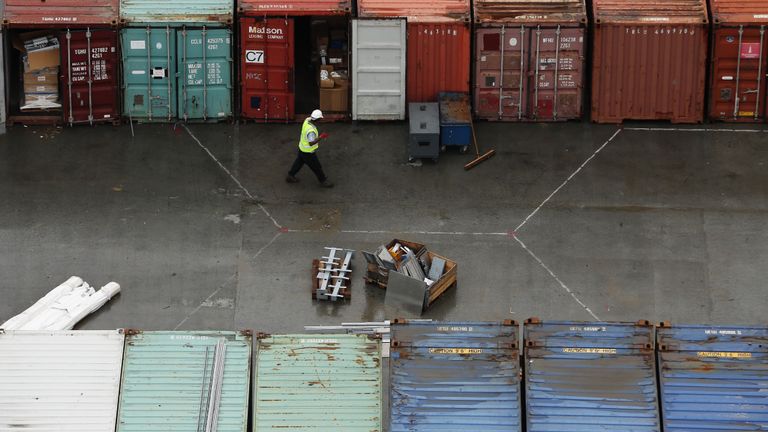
{"left": 591, "top": 0, "right": 709, "bottom": 123}
{"left": 0, "top": 30, "right": 5, "bottom": 133}
{"left": 657, "top": 324, "right": 768, "bottom": 431}
{"left": 390, "top": 320, "right": 522, "bottom": 432}
{"left": 253, "top": 334, "right": 382, "bottom": 431}
{"left": 0, "top": 330, "right": 125, "bottom": 432}
{"left": 357, "top": 0, "right": 471, "bottom": 104}
{"left": 2, "top": 0, "right": 119, "bottom": 27}
{"left": 524, "top": 320, "right": 661, "bottom": 432}
{"left": 119, "top": 0, "right": 234, "bottom": 26}
{"left": 473, "top": 0, "right": 587, "bottom": 121}
{"left": 239, "top": 0, "right": 352, "bottom": 16}
{"left": 708, "top": 0, "right": 768, "bottom": 122}
{"left": 116, "top": 331, "right": 251, "bottom": 432}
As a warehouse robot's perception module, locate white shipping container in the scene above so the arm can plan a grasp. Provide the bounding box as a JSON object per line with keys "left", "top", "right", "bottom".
{"left": 0, "top": 330, "right": 125, "bottom": 432}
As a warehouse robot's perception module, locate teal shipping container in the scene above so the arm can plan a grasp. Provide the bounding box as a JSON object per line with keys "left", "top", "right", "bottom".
{"left": 253, "top": 334, "right": 383, "bottom": 431}
{"left": 116, "top": 330, "right": 252, "bottom": 432}
{"left": 119, "top": 0, "right": 234, "bottom": 122}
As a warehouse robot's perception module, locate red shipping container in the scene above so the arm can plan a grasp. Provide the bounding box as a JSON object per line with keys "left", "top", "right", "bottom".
{"left": 2, "top": 0, "right": 119, "bottom": 27}
{"left": 708, "top": 0, "right": 768, "bottom": 122}
{"left": 591, "top": 0, "right": 709, "bottom": 124}
{"left": 239, "top": 0, "right": 351, "bottom": 16}
{"left": 357, "top": 0, "right": 471, "bottom": 103}
{"left": 473, "top": 0, "right": 587, "bottom": 121}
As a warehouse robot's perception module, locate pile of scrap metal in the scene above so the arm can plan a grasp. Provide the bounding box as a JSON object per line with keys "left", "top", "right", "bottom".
{"left": 1, "top": 276, "right": 120, "bottom": 330}
{"left": 312, "top": 247, "right": 354, "bottom": 302}
{"left": 363, "top": 239, "right": 457, "bottom": 315}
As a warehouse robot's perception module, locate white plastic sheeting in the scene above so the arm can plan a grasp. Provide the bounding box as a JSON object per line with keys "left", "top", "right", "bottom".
{"left": 1, "top": 276, "right": 121, "bottom": 330}
{"left": 0, "top": 330, "right": 125, "bottom": 432}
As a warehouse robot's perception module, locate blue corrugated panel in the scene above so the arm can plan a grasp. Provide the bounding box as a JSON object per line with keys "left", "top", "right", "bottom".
{"left": 390, "top": 320, "right": 521, "bottom": 432}
{"left": 120, "top": 0, "right": 233, "bottom": 25}
{"left": 657, "top": 324, "right": 768, "bottom": 431}
{"left": 524, "top": 320, "right": 660, "bottom": 432}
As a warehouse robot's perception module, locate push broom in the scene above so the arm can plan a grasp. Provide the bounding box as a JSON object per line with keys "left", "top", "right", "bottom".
{"left": 464, "top": 120, "right": 496, "bottom": 170}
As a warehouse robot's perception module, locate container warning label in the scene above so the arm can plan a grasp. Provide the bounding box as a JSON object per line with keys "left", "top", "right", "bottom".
{"left": 741, "top": 43, "right": 761, "bottom": 59}
{"left": 563, "top": 348, "right": 617, "bottom": 354}
{"left": 429, "top": 348, "right": 483, "bottom": 354}
{"left": 697, "top": 351, "right": 752, "bottom": 358}
{"left": 130, "top": 40, "right": 146, "bottom": 50}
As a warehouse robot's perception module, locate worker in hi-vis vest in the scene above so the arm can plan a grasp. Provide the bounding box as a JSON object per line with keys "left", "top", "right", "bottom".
{"left": 286, "top": 109, "right": 334, "bottom": 188}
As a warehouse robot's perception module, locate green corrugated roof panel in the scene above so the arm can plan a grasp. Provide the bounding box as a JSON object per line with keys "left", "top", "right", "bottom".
{"left": 254, "top": 334, "right": 383, "bottom": 431}
{"left": 120, "top": 0, "right": 234, "bottom": 25}
{"left": 117, "top": 331, "right": 251, "bottom": 432}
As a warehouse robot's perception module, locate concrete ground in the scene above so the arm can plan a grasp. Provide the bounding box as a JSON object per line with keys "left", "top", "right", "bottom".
{"left": 0, "top": 120, "right": 766, "bottom": 333}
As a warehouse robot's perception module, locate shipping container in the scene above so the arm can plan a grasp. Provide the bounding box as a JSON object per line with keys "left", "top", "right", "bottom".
{"left": 389, "top": 320, "right": 522, "bottom": 432}
{"left": 239, "top": 0, "right": 354, "bottom": 121}
{"left": 657, "top": 323, "right": 768, "bottom": 431}
{"left": 120, "top": 0, "right": 234, "bottom": 122}
{"left": 473, "top": 0, "right": 587, "bottom": 121}
{"left": 591, "top": 0, "right": 709, "bottom": 123}
{"left": 116, "top": 331, "right": 251, "bottom": 432}
{"left": 357, "top": 0, "right": 471, "bottom": 111}
{"left": 524, "top": 319, "right": 661, "bottom": 432}
{"left": 0, "top": 31, "right": 5, "bottom": 133}
{"left": 0, "top": 330, "right": 125, "bottom": 431}
{"left": 2, "top": 0, "right": 120, "bottom": 126}
{"left": 708, "top": 0, "right": 768, "bottom": 122}
{"left": 253, "top": 334, "right": 382, "bottom": 431}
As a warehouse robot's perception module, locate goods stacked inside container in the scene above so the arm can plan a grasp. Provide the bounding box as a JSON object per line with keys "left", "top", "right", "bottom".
{"left": 708, "top": 0, "right": 768, "bottom": 122}
{"left": 591, "top": 0, "right": 709, "bottom": 123}
{"left": 1, "top": 0, "right": 120, "bottom": 126}
{"left": 119, "top": 0, "right": 234, "bottom": 122}
{"left": 238, "top": 0, "right": 353, "bottom": 121}
{"left": 473, "top": 0, "right": 587, "bottom": 121}
{"left": 524, "top": 319, "right": 661, "bottom": 432}
{"left": 357, "top": 0, "right": 471, "bottom": 118}
{"left": 657, "top": 324, "right": 768, "bottom": 431}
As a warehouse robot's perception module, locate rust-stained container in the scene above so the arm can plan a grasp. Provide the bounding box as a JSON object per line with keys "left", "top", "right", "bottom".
{"left": 357, "top": 0, "right": 472, "bottom": 104}
{"left": 238, "top": 0, "right": 353, "bottom": 121}
{"left": 2, "top": 0, "right": 120, "bottom": 126}
{"left": 708, "top": 0, "right": 768, "bottom": 122}
{"left": 591, "top": 0, "right": 709, "bottom": 124}
{"left": 474, "top": 0, "right": 587, "bottom": 121}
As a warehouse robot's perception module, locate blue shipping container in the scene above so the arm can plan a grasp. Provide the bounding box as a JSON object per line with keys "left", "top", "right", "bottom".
{"left": 657, "top": 324, "right": 768, "bottom": 431}
{"left": 524, "top": 319, "right": 660, "bottom": 432}
{"left": 390, "top": 320, "right": 521, "bottom": 432}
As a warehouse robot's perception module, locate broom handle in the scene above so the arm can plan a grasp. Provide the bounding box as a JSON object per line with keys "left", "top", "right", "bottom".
{"left": 470, "top": 120, "right": 481, "bottom": 158}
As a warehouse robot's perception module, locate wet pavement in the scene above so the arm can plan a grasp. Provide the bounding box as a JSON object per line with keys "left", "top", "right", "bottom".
{"left": 1, "top": 121, "right": 766, "bottom": 332}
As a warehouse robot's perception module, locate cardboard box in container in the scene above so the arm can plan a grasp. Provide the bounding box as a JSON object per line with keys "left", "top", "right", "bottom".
{"left": 15, "top": 34, "right": 60, "bottom": 72}
{"left": 319, "top": 81, "right": 348, "bottom": 112}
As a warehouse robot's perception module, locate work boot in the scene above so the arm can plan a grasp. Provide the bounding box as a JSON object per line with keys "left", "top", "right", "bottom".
{"left": 320, "top": 180, "right": 335, "bottom": 188}
{"left": 285, "top": 175, "right": 299, "bottom": 183}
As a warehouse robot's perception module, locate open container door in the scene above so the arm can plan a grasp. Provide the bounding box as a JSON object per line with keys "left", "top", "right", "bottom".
{"left": 351, "top": 19, "right": 406, "bottom": 120}
{"left": 240, "top": 17, "right": 294, "bottom": 121}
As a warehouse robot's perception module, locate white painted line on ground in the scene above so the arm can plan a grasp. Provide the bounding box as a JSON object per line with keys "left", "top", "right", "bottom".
{"left": 174, "top": 273, "right": 237, "bottom": 330}
{"left": 513, "top": 235, "right": 601, "bottom": 321}
{"left": 181, "top": 124, "right": 283, "bottom": 229}
{"left": 283, "top": 228, "right": 508, "bottom": 236}
{"left": 515, "top": 128, "right": 623, "bottom": 233}
{"left": 252, "top": 231, "right": 282, "bottom": 260}
{"left": 625, "top": 127, "right": 768, "bottom": 133}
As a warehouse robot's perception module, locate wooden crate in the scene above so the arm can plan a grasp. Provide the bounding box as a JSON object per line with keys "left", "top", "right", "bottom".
{"left": 424, "top": 251, "right": 457, "bottom": 308}
{"left": 311, "top": 259, "right": 351, "bottom": 300}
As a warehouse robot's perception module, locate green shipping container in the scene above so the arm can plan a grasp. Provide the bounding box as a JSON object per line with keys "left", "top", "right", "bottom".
{"left": 116, "top": 331, "right": 251, "bottom": 432}
{"left": 121, "top": 26, "right": 232, "bottom": 122}
{"left": 253, "top": 334, "right": 383, "bottom": 431}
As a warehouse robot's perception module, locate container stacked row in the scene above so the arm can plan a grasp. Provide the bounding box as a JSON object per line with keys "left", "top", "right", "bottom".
{"left": 1, "top": 321, "right": 768, "bottom": 431}
{"left": 0, "top": 0, "right": 767, "bottom": 126}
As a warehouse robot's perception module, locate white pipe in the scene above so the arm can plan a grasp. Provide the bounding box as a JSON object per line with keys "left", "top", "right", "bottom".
{"left": 1, "top": 276, "right": 83, "bottom": 330}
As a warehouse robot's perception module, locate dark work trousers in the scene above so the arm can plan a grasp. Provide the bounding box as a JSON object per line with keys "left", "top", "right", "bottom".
{"left": 288, "top": 150, "right": 327, "bottom": 182}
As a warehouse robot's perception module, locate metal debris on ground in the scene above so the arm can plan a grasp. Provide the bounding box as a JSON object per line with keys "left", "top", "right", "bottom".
{"left": 312, "top": 247, "right": 354, "bottom": 302}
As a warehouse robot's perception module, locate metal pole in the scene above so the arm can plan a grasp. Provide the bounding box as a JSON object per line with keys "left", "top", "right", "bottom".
{"left": 86, "top": 28, "right": 93, "bottom": 125}
{"left": 166, "top": 25, "right": 172, "bottom": 121}
{"left": 518, "top": 25, "right": 525, "bottom": 120}
{"left": 755, "top": 26, "right": 765, "bottom": 121}
{"left": 734, "top": 25, "right": 744, "bottom": 120}
{"left": 498, "top": 25, "right": 505, "bottom": 119}
{"left": 553, "top": 25, "right": 561, "bottom": 121}
{"left": 534, "top": 26, "right": 541, "bottom": 119}
{"left": 66, "top": 30, "right": 74, "bottom": 125}
{"left": 202, "top": 26, "right": 208, "bottom": 121}
{"left": 182, "top": 26, "right": 188, "bottom": 121}
{"left": 146, "top": 26, "right": 153, "bottom": 121}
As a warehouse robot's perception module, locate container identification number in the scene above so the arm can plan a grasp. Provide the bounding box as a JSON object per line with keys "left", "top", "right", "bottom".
{"left": 437, "top": 326, "right": 473, "bottom": 332}
{"left": 300, "top": 339, "right": 338, "bottom": 344}
{"left": 697, "top": 351, "right": 752, "bottom": 358}
{"left": 569, "top": 326, "right": 607, "bottom": 332}
{"left": 625, "top": 27, "right": 696, "bottom": 36}
{"left": 704, "top": 329, "right": 743, "bottom": 335}
{"left": 563, "top": 348, "right": 617, "bottom": 354}
{"left": 429, "top": 348, "right": 483, "bottom": 354}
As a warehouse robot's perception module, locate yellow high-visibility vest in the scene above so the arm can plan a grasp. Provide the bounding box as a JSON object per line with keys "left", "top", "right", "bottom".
{"left": 298, "top": 118, "right": 319, "bottom": 153}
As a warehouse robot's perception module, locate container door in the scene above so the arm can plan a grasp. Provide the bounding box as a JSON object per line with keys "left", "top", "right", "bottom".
{"left": 352, "top": 19, "right": 406, "bottom": 120}
{"left": 178, "top": 27, "right": 233, "bottom": 121}
{"left": 407, "top": 22, "right": 471, "bottom": 103}
{"left": 122, "top": 27, "right": 177, "bottom": 121}
{"left": 475, "top": 26, "right": 527, "bottom": 121}
{"left": 710, "top": 26, "right": 767, "bottom": 122}
{"left": 529, "top": 26, "right": 584, "bottom": 121}
{"left": 0, "top": 31, "right": 5, "bottom": 132}
{"left": 60, "top": 29, "right": 119, "bottom": 126}
{"left": 240, "top": 17, "right": 294, "bottom": 121}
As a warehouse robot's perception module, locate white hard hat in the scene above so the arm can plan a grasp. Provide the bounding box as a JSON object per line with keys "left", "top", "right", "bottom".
{"left": 311, "top": 109, "right": 324, "bottom": 120}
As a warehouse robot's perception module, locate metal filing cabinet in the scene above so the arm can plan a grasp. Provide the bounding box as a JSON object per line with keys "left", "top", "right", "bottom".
{"left": 439, "top": 92, "right": 472, "bottom": 153}
{"left": 408, "top": 102, "right": 440, "bottom": 161}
